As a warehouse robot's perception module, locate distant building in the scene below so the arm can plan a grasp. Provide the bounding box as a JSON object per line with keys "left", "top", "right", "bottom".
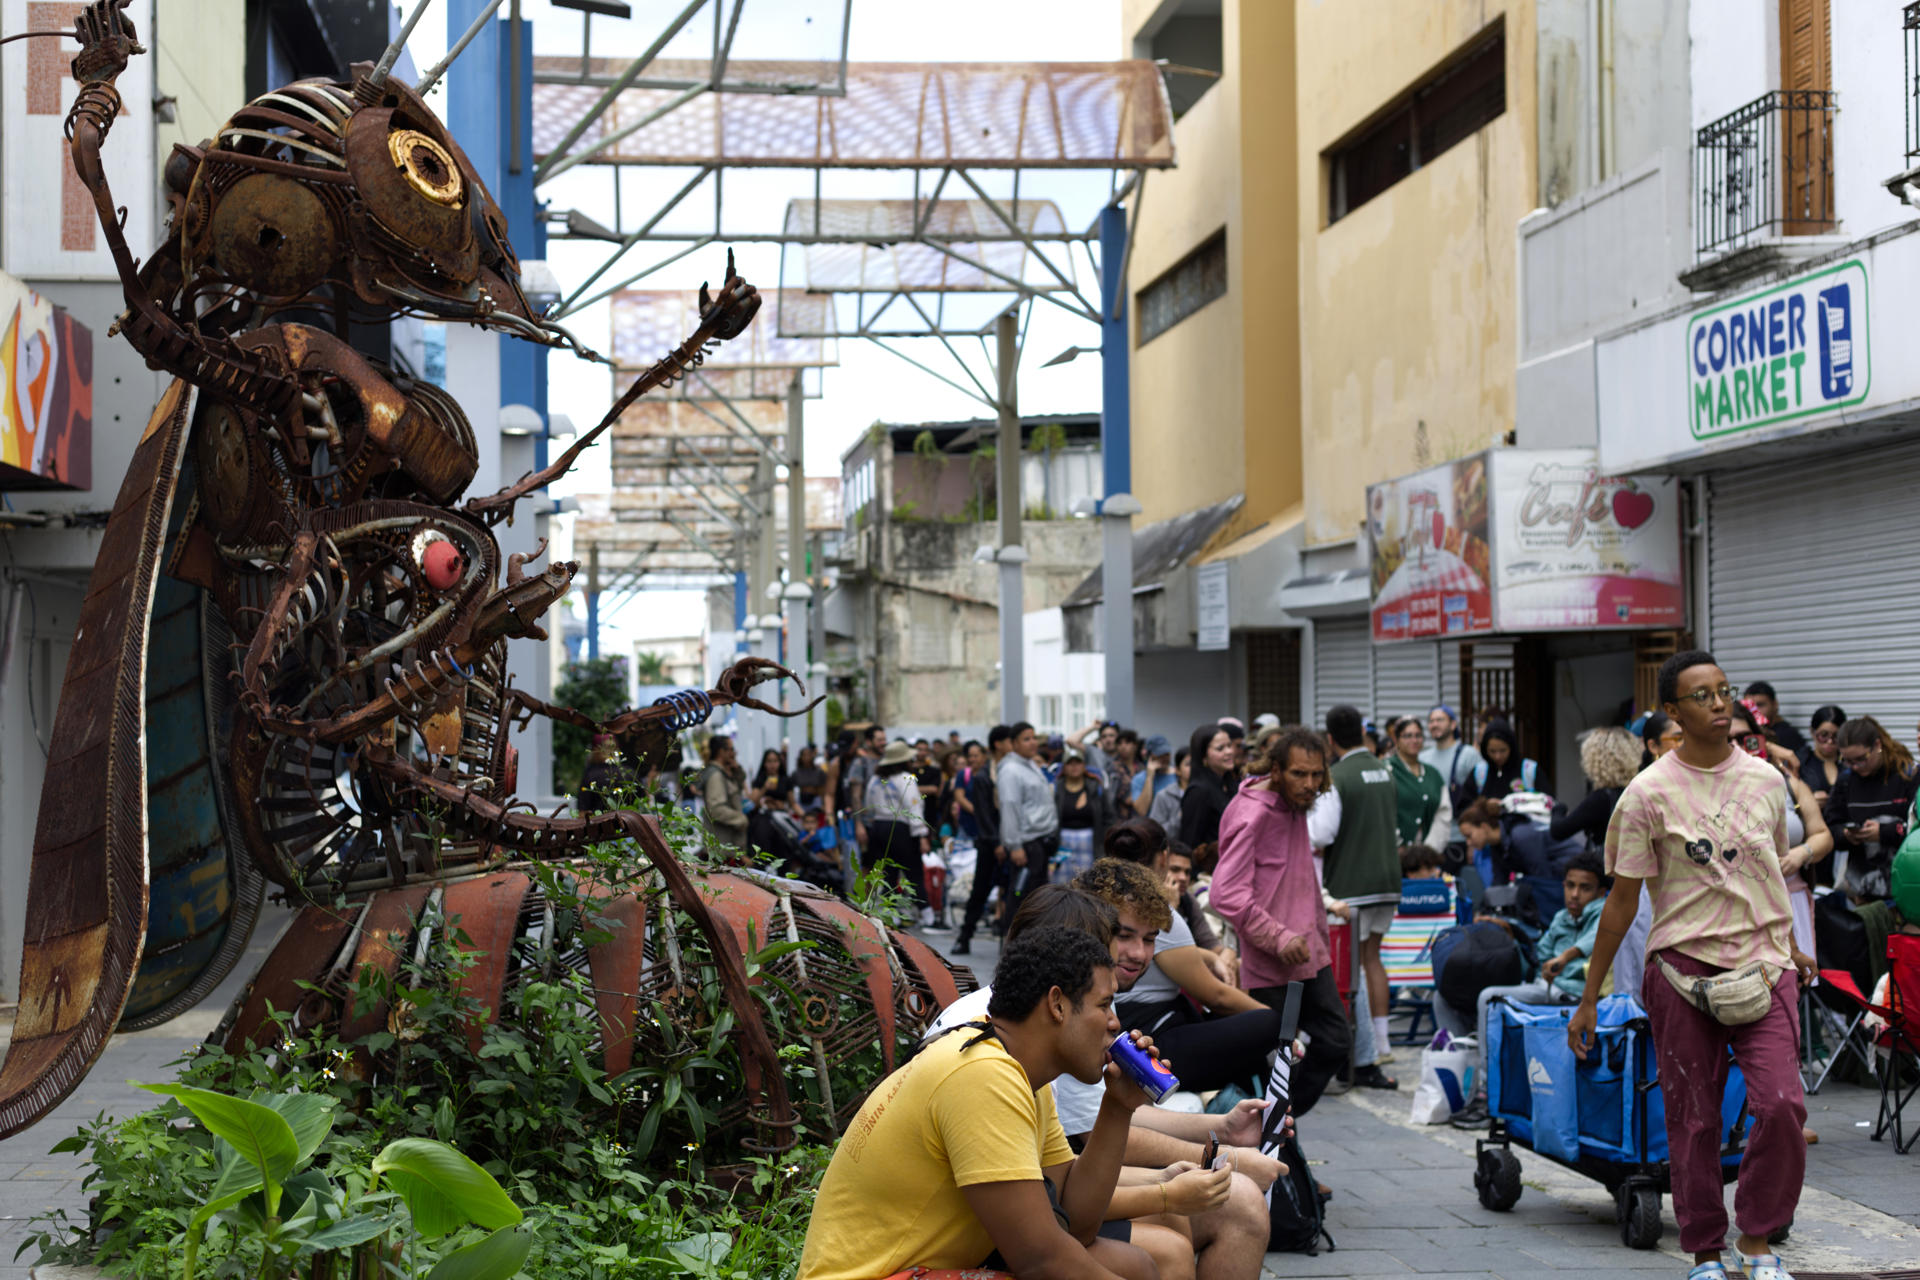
{"left": 824, "top": 414, "right": 1103, "bottom": 734}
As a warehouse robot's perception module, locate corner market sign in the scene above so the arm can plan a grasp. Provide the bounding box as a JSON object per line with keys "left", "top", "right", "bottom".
{"left": 1687, "top": 258, "right": 1869, "bottom": 441}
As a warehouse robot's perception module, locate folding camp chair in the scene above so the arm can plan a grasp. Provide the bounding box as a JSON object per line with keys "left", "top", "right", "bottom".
{"left": 1819, "top": 933, "right": 1920, "bottom": 1154}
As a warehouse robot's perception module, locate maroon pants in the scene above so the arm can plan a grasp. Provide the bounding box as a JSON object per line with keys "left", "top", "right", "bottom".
{"left": 1643, "top": 949, "right": 1807, "bottom": 1253}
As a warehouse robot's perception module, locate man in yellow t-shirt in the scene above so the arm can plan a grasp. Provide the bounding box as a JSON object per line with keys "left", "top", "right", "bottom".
{"left": 799, "top": 927, "right": 1160, "bottom": 1280}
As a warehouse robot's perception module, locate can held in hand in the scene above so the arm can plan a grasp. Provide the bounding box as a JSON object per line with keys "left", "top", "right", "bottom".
{"left": 1109, "top": 1031, "right": 1179, "bottom": 1103}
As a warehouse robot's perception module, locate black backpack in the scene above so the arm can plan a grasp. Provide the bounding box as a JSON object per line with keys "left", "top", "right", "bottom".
{"left": 1435, "top": 921, "right": 1526, "bottom": 1016}
{"left": 1257, "top": 1051, "right": 1335, "bottom": 1254}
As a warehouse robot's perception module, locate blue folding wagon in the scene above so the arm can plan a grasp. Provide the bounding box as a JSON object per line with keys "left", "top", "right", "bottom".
{"left": 1471, "top": 995, "right": 1753, "bottom": 1249}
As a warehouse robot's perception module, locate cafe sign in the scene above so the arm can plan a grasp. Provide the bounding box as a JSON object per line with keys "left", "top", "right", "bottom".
{"left": 1686, "top": 259, "right": 1869, "bottom": 442}
{"left": 1369, "top": 449, "right": 1683, "bottom": 642}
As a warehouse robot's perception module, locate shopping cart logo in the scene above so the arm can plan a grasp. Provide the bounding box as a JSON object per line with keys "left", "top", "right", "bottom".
{"left": 1528, "top": 1056, "right": 1555, "bottom": 1087}
{"left": 1686, "top": 258, "right": 1870, "bottom": 442}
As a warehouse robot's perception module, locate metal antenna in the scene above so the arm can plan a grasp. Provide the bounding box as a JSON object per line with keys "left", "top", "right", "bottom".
{"left": 369, "top": 0, "right": 436, "bottom": 88}
{"left": 417, "top": 0, "right": 509, "bottom": 96}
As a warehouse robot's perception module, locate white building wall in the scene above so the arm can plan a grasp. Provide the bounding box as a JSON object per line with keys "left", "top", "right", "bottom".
{"left": 1023, "top": 607, "right": 1104, "bottom": 739}
{"left": 1831, "top": 1, "right": 1918, "bottom": 242}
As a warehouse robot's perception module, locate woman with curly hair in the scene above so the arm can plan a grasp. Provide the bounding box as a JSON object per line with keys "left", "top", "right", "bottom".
{"left": 1551, "top": 726, "right": 1644, "bottom": 848}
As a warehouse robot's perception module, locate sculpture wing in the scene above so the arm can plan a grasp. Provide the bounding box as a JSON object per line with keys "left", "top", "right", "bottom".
{"left": 0, "top": 379, "right": 194, "bottom": 1138}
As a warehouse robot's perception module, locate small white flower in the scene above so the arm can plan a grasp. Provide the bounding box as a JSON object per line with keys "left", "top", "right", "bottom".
{"left": 683, "top": 1142, "right": 700, "bottom": 1153}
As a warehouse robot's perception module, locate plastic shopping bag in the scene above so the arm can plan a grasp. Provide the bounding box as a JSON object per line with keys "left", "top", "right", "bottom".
{"left": 1409, "top": 1029, "right": 1477, "bottom": 1124}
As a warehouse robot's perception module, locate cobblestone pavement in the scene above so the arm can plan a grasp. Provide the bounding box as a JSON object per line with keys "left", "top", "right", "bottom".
{"left": 2, "top": 916, "right": 1913, "bottom": 1280}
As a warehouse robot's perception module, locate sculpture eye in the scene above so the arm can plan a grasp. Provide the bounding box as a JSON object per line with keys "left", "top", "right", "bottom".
{"left": 387, "top": 129, "right": 463, "bottom": 208}
{"left": 412, "top": 529, "right": 467, "bottom": 592}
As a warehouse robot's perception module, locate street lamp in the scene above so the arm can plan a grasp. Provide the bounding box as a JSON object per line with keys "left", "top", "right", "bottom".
{"left": 1042, "top": 345, "right": 1099, "bottom": 368}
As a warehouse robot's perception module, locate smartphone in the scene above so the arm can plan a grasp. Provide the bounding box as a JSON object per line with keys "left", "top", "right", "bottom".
{"left": 1199, "top": 1131, "right": 1219, "bottom": 1169}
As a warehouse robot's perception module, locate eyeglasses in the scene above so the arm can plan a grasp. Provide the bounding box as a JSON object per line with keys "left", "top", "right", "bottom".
{"left": 1842, "top": 746, "right": 1879, "bottom": 769}
{"left": 1674, "top": 683, "right": 1738, "bottom": 708}
{"left": 1813, "top": 730, "right": 1838, "bottom": 743}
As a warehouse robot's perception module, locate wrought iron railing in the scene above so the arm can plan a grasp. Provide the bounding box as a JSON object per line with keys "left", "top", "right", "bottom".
{"left": 1694, "top": 89, "right": 1836, "bottom": 257}
{"left": 1905, "top": 2, "right": 1920, "bottom": 161}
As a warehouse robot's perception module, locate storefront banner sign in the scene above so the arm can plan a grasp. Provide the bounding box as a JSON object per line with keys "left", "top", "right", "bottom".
{"left": 0, "top": 270, "right": 91, "bottom": 490}
{"left": 1367, "top": 455, "right": 1492, "bottom": 643}
{"left": 1686, "top": 259, "right": 1869, "bottom": 443}
{"left": 1195, "top": 562, "right": 1229, "bottom": 651}
{"left": 1489, "top": 450, "right": 1683, "bottom": 632}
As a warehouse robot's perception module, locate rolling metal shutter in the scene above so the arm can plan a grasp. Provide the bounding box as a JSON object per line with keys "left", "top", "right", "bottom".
{"left": 1373, "top": 640, "right": 1440, "bottom": 726}
{"left": 1708, "top": 442, "right": 1920, "bottom": 735}
{"left": 1440, "top": 640, "right": 1464, "bottom": 714}
{"left": 1313, "top": 617, "right": 1372, "bottom": 728}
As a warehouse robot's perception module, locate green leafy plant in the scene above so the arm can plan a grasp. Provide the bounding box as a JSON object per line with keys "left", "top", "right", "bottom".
{"left": 634, "top": 650, "right": 670, "bottom": 684}
{"left": 132, "top": 1082, "right": 525, "bottom": 1280}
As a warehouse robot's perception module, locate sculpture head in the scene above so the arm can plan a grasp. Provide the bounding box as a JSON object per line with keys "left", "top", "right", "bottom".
{"left": 169, "top": 70, "right": 582, "bottom": 354}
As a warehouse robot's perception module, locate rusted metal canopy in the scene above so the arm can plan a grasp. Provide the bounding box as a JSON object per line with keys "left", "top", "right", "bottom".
{"left": 532, "top": 58, "right": 1176, "bottom": 170}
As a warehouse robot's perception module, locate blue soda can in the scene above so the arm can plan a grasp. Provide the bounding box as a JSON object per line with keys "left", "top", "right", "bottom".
{"left": 1109, "top": 1031, "right": 1179, "bottom": 1102}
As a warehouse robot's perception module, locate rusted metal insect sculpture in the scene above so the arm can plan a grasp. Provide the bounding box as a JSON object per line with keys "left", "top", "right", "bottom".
{"left": 0, "top": 0, "right": 971, "bottom": 1149}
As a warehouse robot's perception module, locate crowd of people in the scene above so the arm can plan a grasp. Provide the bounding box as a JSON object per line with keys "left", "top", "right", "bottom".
{"left": 774, "top": 657, "right": 1920, "bottom": 1280}
{"left": 572, "top": 668, "right": 1920, "bottom": 1280}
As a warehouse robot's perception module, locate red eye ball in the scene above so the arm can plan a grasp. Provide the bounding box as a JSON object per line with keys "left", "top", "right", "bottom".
{"left": 423, "top": 540, "right": 464, "bottom": 591}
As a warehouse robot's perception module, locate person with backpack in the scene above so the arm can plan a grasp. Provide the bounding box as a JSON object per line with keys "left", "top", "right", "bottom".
{"left": 1569, "top": 650, "right": 1816, "bottom": 1280}
{"left": 1420, "top": 705, "right": 1483, "bottom": 863}
{"left": 1386, "top": 716, "right": 1449, "bottom": 848}
{"left": 1457, "top": 720, "right": 1539, "bottom": 809}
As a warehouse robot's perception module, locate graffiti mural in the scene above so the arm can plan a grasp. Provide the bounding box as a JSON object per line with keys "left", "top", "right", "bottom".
{"left": 0, "top": 273, "right": 91, "bottom": 490}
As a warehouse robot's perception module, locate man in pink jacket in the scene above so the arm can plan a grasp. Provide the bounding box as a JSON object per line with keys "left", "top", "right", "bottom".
{"left": 1211, "top": 727, "right": 1351, "bottom": 1116}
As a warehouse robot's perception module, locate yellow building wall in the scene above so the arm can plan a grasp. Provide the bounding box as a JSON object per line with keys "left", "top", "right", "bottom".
{"left": 1296, "top": 2, "right": 1537, "bottom": 546}
{"left": 1124, "top": 0, "right": 1247, "bottom": 528}
{"left": 1236, "top": 0, "right": 1299, "bottom": 533}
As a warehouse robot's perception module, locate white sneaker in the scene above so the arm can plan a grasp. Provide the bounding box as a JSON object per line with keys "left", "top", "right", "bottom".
{"left": 919, "top": 907, "right": 936, "bottom": 928}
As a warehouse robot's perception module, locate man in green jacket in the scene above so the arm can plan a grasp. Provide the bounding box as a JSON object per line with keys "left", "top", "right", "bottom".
{"left": 1308, "top": 704, "right": 1402, "bottom": 1087}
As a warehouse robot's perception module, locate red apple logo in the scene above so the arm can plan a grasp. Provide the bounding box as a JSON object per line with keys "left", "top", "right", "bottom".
{"left": 1431, "top": 511, "right": 1446, "bottom": 549}
{"left": 1612, "top": 487, "right": 1654, "bottom": 530}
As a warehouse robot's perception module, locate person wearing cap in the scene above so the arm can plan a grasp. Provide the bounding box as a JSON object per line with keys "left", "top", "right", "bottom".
{"left": 1067, "top": 719, "right": 1120, "bottom": 781}
{"left": 1129, "top": 734, "right": 1178, "bottom": 817}
{"left": 1053, "top": 746, "right": 1116, "bottom": 883}
{"left": 1419, "top": 705, "right": 1483, "bottom": 865}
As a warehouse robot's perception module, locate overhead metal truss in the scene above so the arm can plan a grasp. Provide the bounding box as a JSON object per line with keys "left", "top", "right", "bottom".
{"left": 532, "top": 57, "right": 1175, "bottom": 173}
{"left": 521, "top": 1, "right": 1173, "bottom": 577}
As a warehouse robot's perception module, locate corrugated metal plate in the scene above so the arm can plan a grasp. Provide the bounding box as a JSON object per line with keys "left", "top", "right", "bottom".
{"left": 1314, "top": 617, "right": 1372, "bottom": 727}
{"left": 1709, "top": 444, "right": 1920, "bottom": 737}
{"left": 1441, "top": 640, "right": 1464, "bottom": 713}
{"left": 1374, "top": 641, "right": 1440, "bottom": 726}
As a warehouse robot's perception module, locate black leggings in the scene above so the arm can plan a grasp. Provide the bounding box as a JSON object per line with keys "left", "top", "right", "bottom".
{"left": 957, "top": 844, "right": 1003, "bottom": 939}
{"left": 1131, "top": 1002, "right": 1286, "bottom": 1094}
{"left": 866, "top": 819, "right": 928, "bottom": 908}
{"left": 1252, "top": 967, "right": 1351, "bottom": 1118}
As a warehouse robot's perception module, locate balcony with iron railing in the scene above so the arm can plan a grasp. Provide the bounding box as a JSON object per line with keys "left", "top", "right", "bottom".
{"left": 1893, "top": 2, "right": 1920, "bottom": 203}
{"left": 1686, "top": 89, "right": 1837, "bottom": 289}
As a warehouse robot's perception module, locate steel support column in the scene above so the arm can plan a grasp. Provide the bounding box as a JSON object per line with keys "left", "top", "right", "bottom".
{"left": 783, "top": 371, "right": 812, "bottom": 767}
{"left": 587, "top": 541, "right": 601, "bottom": 660}
{"left": 1099, "top": 204, "right": 1136, "bottom": 728}
{"left": 994, "top": 309, "right": 1025, "bottom": 726}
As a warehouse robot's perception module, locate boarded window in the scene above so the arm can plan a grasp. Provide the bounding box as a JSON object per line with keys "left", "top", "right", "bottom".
{"left": 909, "top": 591, "right": 954, "bottom": 668}
{"left": 1327, "top": 21, "right": 1506, "bottom": 224}
{"left": 1136, "top": 229, "right": 1227, "bottom": 346}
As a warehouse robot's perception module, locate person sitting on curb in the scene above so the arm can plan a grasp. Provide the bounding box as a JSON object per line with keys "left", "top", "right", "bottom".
{"left": 799, "top": 926, "right": 1162, "bottom": 1280}
{"left": 1569, "top": 650, "right": 1816, "bottom": 1280}
{"left": 928, "top": 885, "right": 1279, "bottom": 1280}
